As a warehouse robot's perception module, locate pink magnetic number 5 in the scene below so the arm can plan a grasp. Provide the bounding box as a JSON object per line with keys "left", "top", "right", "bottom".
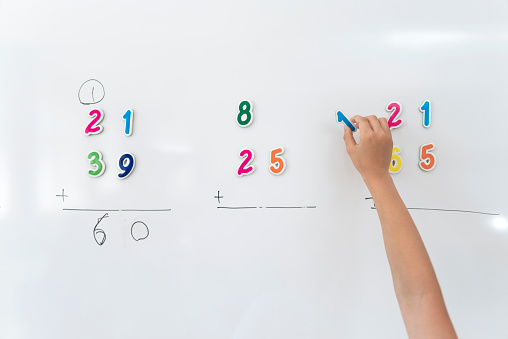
{"left": 85, "top": 109, "right": 104, "bottom": 135}
{"left": 386, "top": 102, "right": 403, "bottom": 129}
{"left": 237, "top": 149, "right": 255, "bottom": 177}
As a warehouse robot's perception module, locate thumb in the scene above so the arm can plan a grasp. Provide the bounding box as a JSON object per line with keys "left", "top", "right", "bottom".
{"left": 343, "top": 125, "right": 357, "bottom": 152}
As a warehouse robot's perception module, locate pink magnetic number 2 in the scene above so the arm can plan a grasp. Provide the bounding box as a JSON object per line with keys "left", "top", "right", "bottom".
{"left": 386, "top": 102, "right": 403, "bottom": 129}
{"left": 85, "top": 109, "right": 104, "bottom": 135}
{"left": 237, "top": 149, "right": 255, "bottom": 177}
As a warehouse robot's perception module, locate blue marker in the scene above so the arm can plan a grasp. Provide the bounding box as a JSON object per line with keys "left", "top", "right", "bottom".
{"left": 336, "top": 111, "right": 356, "bottom": 132}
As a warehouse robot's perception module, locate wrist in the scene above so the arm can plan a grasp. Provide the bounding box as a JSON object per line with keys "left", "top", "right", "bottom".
{"left": 362, "top": 173, "right": 394, "bottom": 193}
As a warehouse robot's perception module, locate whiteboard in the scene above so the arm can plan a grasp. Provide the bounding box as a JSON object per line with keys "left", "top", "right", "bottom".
{"left": 1, "top": 0, "right": 507, "bottom": 338}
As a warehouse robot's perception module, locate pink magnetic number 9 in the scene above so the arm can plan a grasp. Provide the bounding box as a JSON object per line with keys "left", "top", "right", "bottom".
{"left": 85, "top": 109, "right": 104, "bottom": 135}
{"left": 386, "top": 102, "right": 403, "bottom": 129}
{"left": 237, "top": 149, "right": 255, "bottom": 177}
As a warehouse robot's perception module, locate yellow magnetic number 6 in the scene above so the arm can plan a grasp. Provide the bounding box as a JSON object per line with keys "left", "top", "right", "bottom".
{"left": 389, "top": 146, "right": 402, "bottom": 174}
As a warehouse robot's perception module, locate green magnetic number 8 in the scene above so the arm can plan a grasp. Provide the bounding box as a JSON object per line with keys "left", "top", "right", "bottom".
{"left": 237, "top": 100, "right": 253, "bottom": 127}
{"left": 88, "top": 151, "right": 106, "bottom": 177}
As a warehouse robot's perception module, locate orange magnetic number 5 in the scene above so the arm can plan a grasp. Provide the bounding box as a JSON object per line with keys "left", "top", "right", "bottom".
{"left": 269, "top": 148, "right": 286, "bottom": 175}
{"left": 419, "top": 143, "right": 436, "bottom": 171}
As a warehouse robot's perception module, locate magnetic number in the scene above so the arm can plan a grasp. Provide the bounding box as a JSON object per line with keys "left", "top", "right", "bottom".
{"left": 87, "top": 152, "right": 136, "bottom": 178}
{"left": 419, "top": 101, "right": 431, "bottom": 128}
{"left": 118, "top": 153, "right": 135, "bottom": 179}
{"left": 336, "top": 111, "right": 356, "bottom": 131}
{"left": 237, "top": 101, "right": 253, "bottom": 127}
{"left": 389, "top": 146, "right": 402, "bottom": 174}
{"left": 419, "top": 143, "right": 436, "bottom": 171}
{"left": 88, "top": 151, "right": 106, "bottom": 177}
{"left": 123, "top": 109, "right": 134, "bottom": 136}
{"left": 85, "top": 109, "right": 104, "bottom": 135}
{"left": 269, "top": 148, "right": 286, "bottom": 175}
{"left": 386, "top": 102, "right": 403, "bottom": 129}
{"left": 237, "top": 149, "right": 255, "bottom": 176}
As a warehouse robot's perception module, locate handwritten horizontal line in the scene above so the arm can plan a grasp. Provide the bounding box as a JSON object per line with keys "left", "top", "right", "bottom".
{"left": 63, "top": 208, "right": 171, "bottom": 212}
{"left": 370, "top": 207, "right": 499, "bottom": 216}
{"left": 121, "top": 209, "right": 172, "bottom": 212}
{"left": 217, "top": 206, "right": 316, "bottom": 209}
{"left": 217, "top": 207, "right": 258, "bottom": 209}
{"left": 365, "top": 197, "right": 499, "bottom": 216}
{"left": 265, "top": 206, "right": 316, "bottom": 209}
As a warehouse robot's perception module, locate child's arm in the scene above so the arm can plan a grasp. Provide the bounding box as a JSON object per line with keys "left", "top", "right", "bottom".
{"left": 342, "top": 115, "right": 457, "bottom": 339}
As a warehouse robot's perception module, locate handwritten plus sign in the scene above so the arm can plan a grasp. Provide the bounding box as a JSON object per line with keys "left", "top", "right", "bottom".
{"left": 56, "top": 189, "right": 68, "bottom": 202}
{"left": 214, "top": 191, "right": 224, "bottom": 204}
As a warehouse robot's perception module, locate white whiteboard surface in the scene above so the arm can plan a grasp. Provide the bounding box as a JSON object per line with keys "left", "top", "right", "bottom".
{"left": 1, "top": 0, "right": 507, "bottom": 338}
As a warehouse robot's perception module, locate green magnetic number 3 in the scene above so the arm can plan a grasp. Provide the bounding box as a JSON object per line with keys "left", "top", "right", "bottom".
{"left": 88, "top": 151, "right": 106, "bottom": 177}
{"left": 237, "top": 100, "right": 253, "bottom": 127}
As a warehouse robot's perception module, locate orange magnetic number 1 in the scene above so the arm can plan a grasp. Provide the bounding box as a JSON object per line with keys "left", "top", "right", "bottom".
{"left": 269, "top": 148, "right": 286, "bottom": 175}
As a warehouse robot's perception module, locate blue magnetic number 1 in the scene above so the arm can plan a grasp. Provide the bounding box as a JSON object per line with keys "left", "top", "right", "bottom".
{"left": 123, "top": 109, "right": 133, "bottom": 136}
{"left": 419, "top": 101, "right": 431, "bottom": 128}
{"left": 336, "top": 111, "right": 356, "bottom": 132}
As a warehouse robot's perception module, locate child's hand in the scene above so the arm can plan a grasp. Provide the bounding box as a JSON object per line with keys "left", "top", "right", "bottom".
{"left": 343, "top": 115, "right": 393, "bottom": 185}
